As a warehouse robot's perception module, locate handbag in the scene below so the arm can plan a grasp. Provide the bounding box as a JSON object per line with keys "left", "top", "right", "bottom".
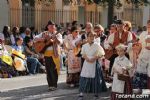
{"left": 118, "top": 73, "right": 130, "bottom": 81}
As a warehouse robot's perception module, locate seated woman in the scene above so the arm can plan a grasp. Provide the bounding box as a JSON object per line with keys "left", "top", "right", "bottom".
{"left": 12, "top": 37, "right": 42, "bottom": 75}
{"left": 0, "top": 39, "right": 16, "bottom": 78}
{"left": 24, "top": 39, "right": 45, "bottom": 73}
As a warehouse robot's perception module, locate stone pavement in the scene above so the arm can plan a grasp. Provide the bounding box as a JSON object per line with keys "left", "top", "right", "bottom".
{"left": 0, "top": 72, "right": 111, "bottom": 100}
{"left": 1, "top": 71, "right": 150, "bottom": 100}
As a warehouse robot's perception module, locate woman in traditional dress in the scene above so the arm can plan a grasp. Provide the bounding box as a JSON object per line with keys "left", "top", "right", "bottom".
{"left": 111, "top": 44, "right": 133, "bottom": 100}
{"left": 64, "top": 26, "right": 81, "bottom": 87}
{"left": 124, "top": 21, "right": 141, "bottom": 77}
{"left": 78, "top": 31, "right": 107, "bottom": 100}
{"left": 133, "top": 20, "right": 150, "bottom": 92}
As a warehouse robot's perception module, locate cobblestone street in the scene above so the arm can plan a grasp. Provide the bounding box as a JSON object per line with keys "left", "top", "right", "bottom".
{"left": 0, "top": 72, "right": 110, "bottom": 100}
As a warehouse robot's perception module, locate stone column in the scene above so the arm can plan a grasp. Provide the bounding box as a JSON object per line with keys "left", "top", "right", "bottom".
{"left": 41, "top": 0, "right": 56, "bottom": 30}
{"left": 85, "top": 3, "right": 96, "bottom": 25}
{"left": 0, "top": 0, "right": 9, "bottom": 32}
{"left": 35, "top": 0, "right": 42, "bottom": 32}
{"left": 143, "top": 5, "right": 150, "bottom": 26}
{"left": 8, "top": 0, "right": 22, "bottom": 28}
{"left": 100, "top": 7, "right": 108, "bottom": 28}
{"left": 55, "top": 0, "right": 63, "bottom": 24}
{"left": 63, "top": 6, "right": 70, "bottom": 24}
{"left": 70, "top": 5, "right": 78, "bottom": 22}
{"left": 18, "top": 0, "right": 22, "bottom": 27}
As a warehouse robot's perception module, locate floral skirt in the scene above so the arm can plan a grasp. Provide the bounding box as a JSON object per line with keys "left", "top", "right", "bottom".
{"left": 66, "top": 72, "right": 80, "bottom": 85}
{"left": 132, "top": 72, "right": 148, "bottom": 89}
{"left": 79, "top": 61, "right": 107, "bottom": 93}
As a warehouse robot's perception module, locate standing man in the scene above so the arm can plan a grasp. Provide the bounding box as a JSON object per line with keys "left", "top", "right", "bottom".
{"left": 34, "top": 20, "right": 63, "bottom": 91}
{"left": 104, "top": 20, "right": 133, "bottom": 76}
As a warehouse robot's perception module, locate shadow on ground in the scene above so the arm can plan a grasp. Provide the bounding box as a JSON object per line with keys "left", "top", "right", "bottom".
{"left": 52, "top": 92, "right": 110, "bottom": 100}
{"left": 0, "top": 82, "right": 110, "bottom": 100}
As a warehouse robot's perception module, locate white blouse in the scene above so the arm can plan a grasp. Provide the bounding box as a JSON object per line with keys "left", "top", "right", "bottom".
{"left": 139, "top": 31, "right": 148, "bottom": 49}
{"left": 94, "top": 37, "right": 100, "bottom": 46}
{"left": 137, "top": 31, "right": 150, "bottom": 75}
{"left": 111, "top": 56, "right": 132, "bottom": 93}
{"left": 104, "top": 32, "right": 133, "bottom": 52}
{"left": 34, "top": 32, "right": 63, "bottom": 51}
{"left": 80, "top": 43, "right": 105, "bottom": 78}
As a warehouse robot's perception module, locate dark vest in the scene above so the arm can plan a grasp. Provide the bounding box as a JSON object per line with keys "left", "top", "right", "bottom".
{"left": 113, "top": 31, "right": 129, "bottom": 48}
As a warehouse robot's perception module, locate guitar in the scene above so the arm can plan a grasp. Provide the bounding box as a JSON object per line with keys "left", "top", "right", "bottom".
{"left": 104, "top": 43, "right": 115, "bottom": 60}
{"left": 73, "top": 40, "right": 82, "bottom": 56}
{"left": 105, "top": 39, "right": 140, "bottom": 60}
{"left": 34, "top": 31, "right": 60, "bottom": 53}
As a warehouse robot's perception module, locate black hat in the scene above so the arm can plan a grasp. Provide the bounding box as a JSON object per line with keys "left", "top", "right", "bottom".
{"left": 47, "top": 20, "right": 55, "bottom": 25}
{"left": 115, "top": 20, "right": 124, "bottom": 25}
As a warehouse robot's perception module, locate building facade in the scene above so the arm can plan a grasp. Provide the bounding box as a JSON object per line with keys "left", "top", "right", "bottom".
{"left": 0, "top": 0, "right": 150, "bottom": 32}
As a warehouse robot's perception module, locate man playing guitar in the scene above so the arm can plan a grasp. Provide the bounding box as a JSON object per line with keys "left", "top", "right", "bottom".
{"left": 104, "top": 20, "right": 133, "bottom": 76}
{"left": 34, "top": 20, "right": 63, "bottom": 91}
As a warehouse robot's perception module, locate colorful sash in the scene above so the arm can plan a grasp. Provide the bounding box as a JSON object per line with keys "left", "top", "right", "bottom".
{"left": 44, "top": 50, "right": 60, "bottom": 74}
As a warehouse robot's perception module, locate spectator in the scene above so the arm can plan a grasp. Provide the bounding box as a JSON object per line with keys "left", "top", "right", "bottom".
{"left": 12, "top": 37, "right": 39, "bottom": 75}
{"left": 24, "top": 28, "right": 32, "bottom": 45}
{"left": 20, "top": 27, "right": 26, "bottom": 39}
{"left": 2, "top": 25, "right": 12, "bottom": 45}
{"left": 30, "top": 27, "right": 36, "bottom": 39}
{"left": 24, "top": 39, "right": 45, "bottom": 73}
{"left": 11, "top": 27, "right": 20, "bottom": 45}
{"left": 109, "top": 24, "right": 117, "bottom": 35}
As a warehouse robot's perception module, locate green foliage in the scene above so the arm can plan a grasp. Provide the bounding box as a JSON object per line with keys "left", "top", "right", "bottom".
{"left": 86, "top": 0, "right": 94, "bottom": 4}
{"left": 21, "top": 0, "right": 35, "bottom": 6}
{"left": 86, "top": 0, "right": 150, "bottom": 7}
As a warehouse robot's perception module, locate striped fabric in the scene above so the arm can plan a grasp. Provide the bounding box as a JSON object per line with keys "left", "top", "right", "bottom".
{"left": 79, "top": 61, "right": 107, "bottom": 93}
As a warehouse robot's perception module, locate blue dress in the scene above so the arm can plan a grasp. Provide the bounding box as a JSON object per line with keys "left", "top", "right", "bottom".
{"left": 79, "top": 60, "right": 107, "bottom": 93}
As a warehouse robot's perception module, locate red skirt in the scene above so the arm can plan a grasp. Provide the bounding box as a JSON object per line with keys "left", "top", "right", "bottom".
{"left": 111, "top": 78, "right": 133, "bottom": 100}
{"left": 111, "top": 92, "right": 123, "bottom": 100}
{"left": 124, "top": 78, "right": 132, "bottom": 94}
{"left": 147, "top": 77, "right": 150, "bottom": 89}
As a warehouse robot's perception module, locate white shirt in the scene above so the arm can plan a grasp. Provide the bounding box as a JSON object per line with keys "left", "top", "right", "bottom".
{"left": 139, "top": 31, "right": 150, "bottom": 49}
{"left": 34, "top": 32, "right": 63, "bottom": 50}
{"left": 111, "top": 56, "right": 132, "bottom": 93}
{"left": 64, "top": 34, "right": 81, "bottom": 50}
{"left": 10, "top": 34, "right": 15, "bottom": 45}
{"left": 80, "top": 43, "right": 105, "bottom": 78}
{"left": 94, "top": 37, "right": 101, "bottom": 46}
{"left": 104, "top": 32, "right": 133, "bottom": 52}
{"left": 136, "top": 31, "right": 150, "bottom": 75}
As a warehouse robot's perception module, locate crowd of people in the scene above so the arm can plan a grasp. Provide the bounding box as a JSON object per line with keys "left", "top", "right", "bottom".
{"left": 0, "top": 19, "right": 150, "bottom": 100}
